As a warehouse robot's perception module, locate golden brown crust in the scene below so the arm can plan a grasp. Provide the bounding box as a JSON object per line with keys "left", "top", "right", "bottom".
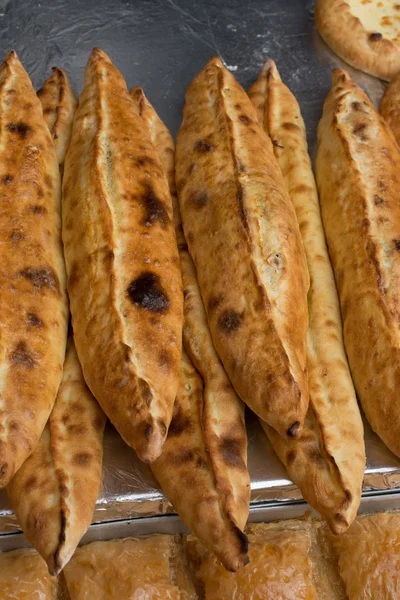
{"left": 37, "top": 67, "right": 78, "bottom": 172}
{"left": 315, "top": 0, "right": 400, "bottom": 81}
{"left": 380, "top": 73, "right": 400, "bottom": 144}
{"left": 186, "top": 521, "right": 319, "bottom": 599}
{"left": 7, "top": 337, "right": 106, "bottom": 575}
{"left": 0, "top": 51, "right": 68, "bottom": 487}
{"left": 249, "top": 62, "right": 365, "bottom": 534}
{"left": 324, "top": 512, "right": 400, "bottom": 598}
{"left": 316, "top": 69, "right": 400, "bottom": 458}
{"left": 0, "top": 548, "right": 57, "bottom": 599}
{"left": 62, "top": 49, "right": 183, "bottom": 463}
{"left": 64, "top": 535, "right": 197, "bottom": 599}
{"left": 151, "top": 350, "right": 249, "bottom": 572}
{"left": 130, "top": 86, "right": 250, "bottom": 549}
{"left": 175, "top": 57, "right": 309, "bottom": 438}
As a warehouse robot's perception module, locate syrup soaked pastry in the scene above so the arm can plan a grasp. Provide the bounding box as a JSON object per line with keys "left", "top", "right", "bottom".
{"left": 62, "top": 49, "right": 183, "bottom": 463}
{"left": 175, "top": 57, "right": 310, "bottom": 439}
{"left": 248, "top": 61, "right": 365, "bottom": 534}
{"left": 316, "top": 0, "right": 400, "bottom": 80}
{"left": 130, "top": 86, "right": 250, "bottom": 572}
{"left": 316, "top": 69, "right": 400, "bottom": 458}
{"left": 0, "top": 51, "right": 68, "bottom": 487}
{"left": 0, "top": 548, "right": 58, "bottom": 599}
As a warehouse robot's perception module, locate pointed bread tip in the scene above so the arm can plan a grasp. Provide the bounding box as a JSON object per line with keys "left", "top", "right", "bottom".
{"left": 261, "top": 59, "right": 278, "bottom": 78}
{"left": 332, "top": 68, "right": 351, "bottom": 86}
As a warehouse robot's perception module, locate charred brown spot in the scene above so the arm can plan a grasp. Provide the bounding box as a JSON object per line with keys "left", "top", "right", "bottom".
{"left": 44, "top": 174, "right": 52, "bottom": 188}
{"left": 31, "top": 204, "right": 46, "bottom": 215}
{"left": 60, "top": 484, "right": 68, "bottom": 497}
{"left": 178, "top": 242, "right": 188, "bottom": 251}
{"left": 369, "top": 32, "right": 382, "bottom": 41}
{"left": 2, "top": 174, "right": 13, "bottom": 185}
{"left": 73, "top": 452, "right": 92, "bottom": 466}
{"left": 325, "top": 319, "right": 337, "bottom": 328}
{"left": 172, "top": 449, "right": 194, "bottom": 465}
{"left": 282, "top": 122, "right": 300, "bottom": 131}
{"left": 393, "top": 239, "right": 400, "bottom": 251}
{"left": 235, "top": 103, "right": 242, "bottom": 110}
{"left": 353, "top": 122, "right": 368, "bottom": 140}
{"left": 25, "top": 475, "right": 37, "bottom": 491}
{"left": 272, "top": 139, "right": 284, "bottom": 149}
{"left": 19, "top": 267, "right": 59, "bottom": 290}
{"left": 197, "top": 457, "right": 207, "bottom": 469}
{"left": 144, "top": 423, "right": 153, "bottom": 440}
{"left": 6, "top": 122, "right": 31, "bottom": 139}
{"left": 43, "top": 107, "right": 54, "bottom": 115}
{"left": 93, "top": 415, "right": 105, "bottom": 432}
{"left": 293, "top": 183, "right": 311, "bottom": 194}
{"left": 195, "top": 139, "right": 213, "bottom": 153}
{"left": 218, "top": 310, "right": 242, "bottom": 333}
{"left": 208, "top": 295, "right": 223, "bottom": 314}
{"left": 190, "top": 190, "right": 208, "bottom": 209}
{"left": 188, "top": 163, "right": 196, "bottom": 174}
{"left": 169, "top": 408, "right": 191, "bottom": 437}
{"left": 374, "top": 195, "right": 385, "bottom": 206}
{"left": 239, "top": 115, "right": 252, "bottom": 124}
{"left": 68, "top": 262, "right": 80, "bottom": 289}
{"left": 234, "top": 526, "right": 249, "bottom": 558}
{"left": 159, "top": 349, "right": 173, "bottom": 370}
{"left": 10, "top": 421, "right": 19, "bottom": 431}
{"left": 10, "top": 341, "right": 36, "bottom": 368}
{"left": 138, "top": 378, "right": 152, "bottom": 406}
{"left": 7, "top": 89, "right": 16, "bottom": 95}
{"left": 10, "top": 231, "right": 22, "bottom": 242}
{"left": 127, "top": 272, "right": 170, "bottom": 313}
{"left": 352, "top": 101, "right": 363, "bottom": 111}
{"left": 236, "top": 158, "right": 246, "bottom": 173}
{"left": 0, "top": 463, "right": 8, "bottom": 480}
{"left": 287, "top": 421, "right": 300, "bottom": 437}
{"left": 219, "top": 438, "right": 245, "bottom": 468}
{"left": 287, "top": 450, "right": 296, "bottom": 465}
{"left": 157, "top": 418, "right": 167, "bottom": 438}
{"left": 141, "top": 186, "right": 169, "bottom": 228}
{"left": 237, "top": 184, "right": 248, "bottom": 230}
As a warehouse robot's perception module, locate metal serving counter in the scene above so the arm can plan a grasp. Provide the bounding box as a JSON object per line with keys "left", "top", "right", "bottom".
{"left": 0, "top": 0, "right": 396, "bottom": 547}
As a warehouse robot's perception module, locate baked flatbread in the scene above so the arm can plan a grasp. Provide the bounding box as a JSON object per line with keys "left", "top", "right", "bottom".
{"left": 315, "top": 0, "right": 400, "bottom": 80}
{"left": 324, "top": 512, "right": 400, "bottom": 599}
{"left": 130, "top": 86, "right": 250, "bottom": 571}
{"left": 380, "top": 73, "right": 400, "bottom": 145}
{"left": 0, "top": 548, "right": 57, "bottom": 599}
{"left": 62, "top": 48, "right": 183, "bottom": 463}
{"left": 7, "top": 337, "right": 106, "bottom": 575}
{"left": 187, "top": 521, "right": 321, "bottom": 600}
{"left": 248, "top": 61, "right": 365, "bottom": 534}
{"left": 37, "top": 67, "right": 78, "bottom": 172}
{"left": 0, "top": 51, "right": 68, "bottom": 487}
{"left": 175, "top": 57, "right": 310, "bottom": 438}
{"left": 316, "top": 69, "right": 400, "bottom": 458}
{"left": 63, "top": 535, "right": 196, "bottom": 599}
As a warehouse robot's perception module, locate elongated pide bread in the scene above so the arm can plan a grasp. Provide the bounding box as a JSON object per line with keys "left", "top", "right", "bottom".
{"left": 37, "top": 67, "right": 78, "bottom": 172}
{"left": 248, "top": 62, "right": 365, "bottom": 534}
{"left": 130, "top": 87, "right": 250, "bottom": 572}
{"left": 0, "top": 51, "right": 68, "bottom": 488}
{"left": 316, "top": 68, "right": 400, "bottom": 458}
{"left": 62, "top": 48, "right": 183, "bottom": 463}
{"left": 380, "top": 73, "right": 400, "bottom": 146}
{"left": 7, "top": 69, "right": 106, "bottom": 576}
{"left": 175, "top": 57, "right": 310, "bottom": 438}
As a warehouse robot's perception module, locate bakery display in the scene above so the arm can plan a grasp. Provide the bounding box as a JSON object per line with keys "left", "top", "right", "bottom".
{"left": 380, "top": 73, "right": 400, "bottom": 145}
{"left": 248, "top": 61, "right": 365, "bottom": 534}
{"left": 316, "top": 69, "right": 400, "bottom": 458}
{"left": 0, "top": 51, "right": 69, "bottom": 488}
{"left": 130, "top": 87, "right": 250, "bottom": 572}
{"left": 315, "top": 0, "right": 400, "bottom": 80}
{"left": 62, "top": 48, "right": 183, "bottom": 463}
{"left": 175, "top": 57, "right": 310, "bottom": 439}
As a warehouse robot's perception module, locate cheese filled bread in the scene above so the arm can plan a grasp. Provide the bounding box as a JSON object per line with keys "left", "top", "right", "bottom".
{"left": 0, "top": 51, "right": 68, "bottom": 487}
{"left": 248, "top": 61, "right": 365, "bottom": 534}
{"left": 315, "top": 0, "right": 400, "bottom": 80}
{"left": 130, "top": 87, "right": 250, "bottom": 571}
{"left": 175, "top": 57, "right": 310, "bottom": 439}
{"left": 62, "top": 48, "right": 183, "bottom": 463}
{"left": 316, "top": 69, "right": 400, "bottom": 458}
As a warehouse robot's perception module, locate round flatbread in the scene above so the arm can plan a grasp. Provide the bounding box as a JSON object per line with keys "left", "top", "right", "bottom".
{"left": 316, "top": 0, "right": 400, "bottom": 80}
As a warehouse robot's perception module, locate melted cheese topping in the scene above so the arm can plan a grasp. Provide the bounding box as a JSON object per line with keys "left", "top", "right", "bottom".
{"left": 348, "top": 0, "right": 400, "bottom": 43}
